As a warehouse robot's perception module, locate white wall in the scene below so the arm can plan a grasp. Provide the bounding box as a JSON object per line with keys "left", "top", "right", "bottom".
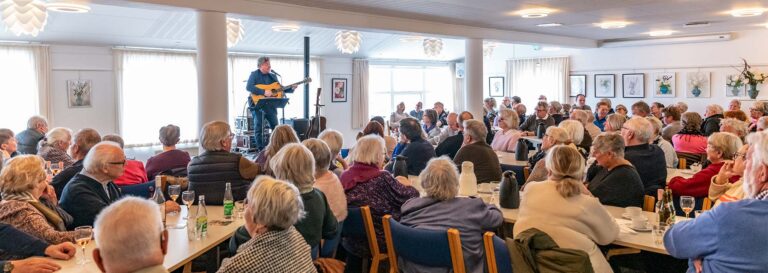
{"left": 320, "top": 57, "right": 358, "bottom": 148}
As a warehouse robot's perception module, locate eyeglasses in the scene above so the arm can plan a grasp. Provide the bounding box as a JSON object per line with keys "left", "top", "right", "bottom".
{"left": 734, "top": 152, "right": 747, "bottom": 160}
{"left": 108, "top": 160, "right": 126, "bottom": 166}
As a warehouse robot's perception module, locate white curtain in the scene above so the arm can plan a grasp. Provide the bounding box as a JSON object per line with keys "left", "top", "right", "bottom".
{"left": 0, "top": 45, "right": 41, "bottom": 132}
{"left": 352, "top": 59, "right": 369, "bottom": 129}
{"left": 451, "top": 62, "right": 465, "bottom": 113}
{"left": 507, "top": 57, "right": 569, "bottom": 110}
{"left": 32, "top": 46, "right": 50, "bottom": 120}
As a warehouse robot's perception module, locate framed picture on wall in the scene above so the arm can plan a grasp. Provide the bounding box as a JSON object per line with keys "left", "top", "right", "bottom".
{"left": 488, "top": 76, "right": 504, "bottom": 97}
{"left": 686, "top": 72, "right": 711, "bottom": 98}
{"left": 654, "top": 72, "right": 676, "bottom": 98}
{"left": 594, "top": 74, "right": 615, "bottom": 98}
{"left": 67, "top": 80, "right": 92, "bottom": 108}
{"left": 725, "top": 74, "right": 745, "bottom": 97}
{"left": 331, "top": 78, "right": 347, "bottom": 102}
{"left": 622, "top": 73, "right": 644, "bottom": 98}
{"left": 570, "top": 75, "right": 586, "bottom": 97}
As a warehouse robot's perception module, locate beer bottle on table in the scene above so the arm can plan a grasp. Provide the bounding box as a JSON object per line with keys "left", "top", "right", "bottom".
{"left": 223, "top": 182, "right": 234, "bottom": 219}
{"left": 196, "top": 195, "right": 208, "bottom": 239}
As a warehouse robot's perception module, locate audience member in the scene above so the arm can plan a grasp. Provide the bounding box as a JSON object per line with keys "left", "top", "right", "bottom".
{"left": 386, "top": 118, "right": 435, "bottom": 175}
{"left": 720, "top": 118, "right": 748, "bottom": 142}
{"left": 723, "top": 109, "right": 749, "bottom": 122}
{"left": 514, "top": 103, "right": 527, "bottom": 125}
{"left": 0, "top": 132, "right": 17, "bottom": 162}
{"left": 604, "top": 113, "right": 626, "bottom": 133}
{"left": 187, "top": 121, "right": 260, "bottom": 205}
{"left": 669, "top": 132, "right": 742, "bottom": 198}
{"left": 520, "top": 101, "right": 555, "bottom": 136}
{"left": 341, "top": 135, "right": 418, "bottom": 267}
{"left": 672, "top": 112, "right": 708, "bottom": 154}
{"left": 549, "top": 101, "right": 564, "bottom": 125}
{"left": 454, "top": 120, "right": 502, "bottom": 184}
{"left": 676, "top": 101, "right": 689, "bottom": 113}
{"left": 664, "top": 131, "right": 768, "bottom": 273}
{"left": 145, "top": 124, "right": 190, "bottom": 179}
{"left": 303, "top": 139, "right": 347, "bottom": 222}
{"left": 511, "top": 96, "right": 522, "bottom": 105}
{"left": 93, "top": 197, "right": 169, "bottom": 273}
{"left": 389, "top": 102, "right": 411, "bottom": 130}
{"left": 409, "top": 101, "right": 424, "bottom": 121}
{"left": 631, "top": 101, "right": 651, "bottom": 118}
{"left": 357, "top": 120, "right": 385, "bottom": 141}
{"left": 319, "top": 129, "right": 348, "bottom": 177}
{"left": 571, "top": 109, "right": 599, "bottom": 140}
{"left": 218, "top": 177, "right": 316, "bottom": 273}
{"left": 15, "top": 116, "right": 48, "bottom": 155}
{"left": 593, "top": 101, "right": 610, "bottom": 131}
{"left": 559, "top": 119, "right": 589, "bottom": 158}
{"left": 748, "top": 101, "right": 768, "bottom": 132}
{"left": 0, "top": 223, "right": 76, "bottom": 273}
{"left": 435, "top": 111, "right": 473, "bottom": 159}
{"left": 661, "top": 106, "right": 683, "bottom": 142}
{"left": 37, "top": 127, "right": 74, "bottom": 169}
{"left": 598, "top": 98, "right": 614, "bottom": 114}
{"left": 59, "top": 142, "right": 124, "bottom": 229}
{"left": 500, "top": 96, "right": 513, "bottom": 109}
{"left": 102, "top": 134, "right": 148, "bottom": 186}
{"left": 728, "top": 99, "right": 741, "bottom": 111}
{"left": 429, "top": 112, "right": 459, "bottom": 145}
{"left": 562, "top": 103, "right": 572, "bottom": 116}
{"left": 709, "top": 141, "right": 748, "bottom": 207}
{"left": 421, "top": 109, "right": 441, "bottom": 139}
{"left": 369, "top": 118, "right": 398, "bottom": 160}
{"left": 538, "top": 95, "right": 547, "bottom": 101}
{"left": 586, "top": 133, "right": 644, "bottom": 207}
{"left": 622, "top": 117, "right": 667, "bottom": 195}
{"left": 584, "top": 110, "right": 602, "bottom": 139}
{"left": 254, "top": 124, "right": 299, "bottom": 175}
{"left": 572, "top": 94, "right": 591, "bottom": 111}
{"left": 650, "top": 102, "right": 664, "bottom": 119}
{"left": 525, "top": 127, "right": 570, "bottom": 184}
{"left": 491, "top": 108, "right": 522, "bottom": 152}
{"left": 51, "top": 128, "right": 101, "bottom": 197}
{"left": 483, "top": 97, "right": 498, "bottom": 128}
{"left": 514, "top": 145, "right": 619, "bottom": 273}
{"left": 615, "top": 104, "right": 628, "bottom": 116}
{"left": 647, "top": 117, "right": 678, "bottom": 168}
{"left": 702, "top": 104, "right": 725, "bottom": 136}
{"left": 758, "top": 116, "right": 768, "bottom": 132}
{"left": 433, "top": 102, "right": 449, "bottom": 127}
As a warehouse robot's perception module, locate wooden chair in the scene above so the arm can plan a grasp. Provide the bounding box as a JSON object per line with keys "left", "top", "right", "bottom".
{"left": 342, "top": 206, "right": 388, "bottom": 273}
{"left": 676, "top": 152, "right": 707, "bottom": 169}
{"left": 383, "top": 215, "right": 465, "bottom": 273}
{"left": 643, "top": 195, "right": 656, "bottom": 212}
{"left": 702, "top": 198, "right": 713, "bottom": 211}
{"left": 678, "top": 158, "right": 687, "bottom": 169}
{"left": 483, "top": 232, "right": 512, "bottom": 273}
{"left": 523, "top": 166, "right": 530, "bottom": 181}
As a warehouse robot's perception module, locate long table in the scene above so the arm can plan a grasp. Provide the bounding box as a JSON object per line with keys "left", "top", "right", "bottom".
{"left": 54, "top": 206, "right": 242, "bottom": 273}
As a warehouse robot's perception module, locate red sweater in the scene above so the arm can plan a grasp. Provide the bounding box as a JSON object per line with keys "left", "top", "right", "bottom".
{"left": 668, "top": 162, "right": 739, "bottom": 197}
{"left": 113, "top": 160, "right": 149, "bottom": 186}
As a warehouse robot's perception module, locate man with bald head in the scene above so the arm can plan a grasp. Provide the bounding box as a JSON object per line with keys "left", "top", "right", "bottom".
{"left": 436, "top": 111, "right": 474, "bottom": 159}
{"left": 60, "top": 142, "right": 124, "bottom": 229}
{"left": 429, "top": 112, "right": 459, "bottom": 145}
{"left": 52, "top": 128, "right": 102, "bottom": 197}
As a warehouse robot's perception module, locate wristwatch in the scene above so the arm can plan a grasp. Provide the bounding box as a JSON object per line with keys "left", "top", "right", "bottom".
{"left": 2, "top": 261, "right": 13, "bottom": 273}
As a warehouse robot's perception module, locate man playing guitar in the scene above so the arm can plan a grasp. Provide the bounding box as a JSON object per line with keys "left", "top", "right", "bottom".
{"left": 246, "top": 56, "right": 297, "bottom": 149}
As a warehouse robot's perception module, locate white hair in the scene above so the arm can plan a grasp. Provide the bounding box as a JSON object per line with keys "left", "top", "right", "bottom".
{"left": 246, "top": 176, "right": 305, "bottom": 230}
{"left": 26, "top": 115, "right": 47, "bottom": 129}
{"left": 349, "top": 135, "right": 385, "bottom": 165}
{"left": 270, "top": 143, "right": 315, "bottom": 193}
{"left": 419, "top": 157, "right": 459, "bottom": 201}
{"left": 199, "top": 121, "right": 231, "bottom": 152}
{"left": 759, "top": 116, "right": 768, "bottom": 131}
{"left": 744, "top": 131, "right": 768, "bottom": 197}
{"left": 676, "top": 102, "right": 688, "bottom": 113}
{"left": 318, "top": 129, "right": 343, "bottom": 156}
{"left": 498, "top": 108, "right": 519, "bottom": 129}
{"left": 624, "top": 117, "right": 653, "bottom": 143}
{"left": 45, "top": 127, "right": 72, "bottom": 147}
{"left": 571, "top": 110, "right": 589, "bottom": 125}
{"left": 558, "top": 120, "right": 584, "bottom": 145}
{"left": 463, "top": 119, "right": 487, "bottom": 143}
{"left": 720, "top": 118, "right": 749, "bottom": 139}
{"left": 706, "top": 104, "right": 724, "bottom": 115}
{"left": 94, "top": 197, "right": 163, "bottom": 270}
{"left": 83, "top": 141, "right": 123, "bottom": 173}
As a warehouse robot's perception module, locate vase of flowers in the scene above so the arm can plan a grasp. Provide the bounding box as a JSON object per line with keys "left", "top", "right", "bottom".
{"left": 727, "top": 75, "right": 744, "bottom": 96}
{"left": 657, "top": 75, "right": 672, "bottom": 94}
{"left": 688, "top": 73, "right": 704, "bottom": 97}
{"left": 739, "top": 58, "right": 767, "bottom": 99}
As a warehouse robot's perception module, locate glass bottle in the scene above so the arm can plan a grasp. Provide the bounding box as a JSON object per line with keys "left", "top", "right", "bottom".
{"left": 196, "top": 195, "right": 208, "bottom": 239}
{"left": 223, "top": 182, "right": 234, "bottom": 219}
{"left": 152, "top": 179, "right": 166, "bottom": 227}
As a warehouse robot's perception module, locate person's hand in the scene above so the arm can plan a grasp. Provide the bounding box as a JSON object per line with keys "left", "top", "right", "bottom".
{"left": 436, "top": 121, "right": 443, "bottom": 127}
{"left": 715, "top": 160, "right": 736, "bottom": 185}
{"left": 164, "top": 201, "right": 181, "bottom": 213}
{"left": 264, "top": 89, "right": 273, "bottom": 97}
{"left": 44, "top": 242, "right": 76, "bottom": 260}
{"left": 395, "top": 176, "right": 412, "bottom": 187}
{"left": 8, "top": 258, "right": 61, "bottom": 273}
{"left": 290, "top": 84, "right": 298, "bottom": 90}
{"left": 693, "top": 258, "right": 703, "bottom": 273}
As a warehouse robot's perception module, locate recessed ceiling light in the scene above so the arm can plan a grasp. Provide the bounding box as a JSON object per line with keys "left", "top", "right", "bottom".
{"left": 730, "top": 8, "right": 765, "bottom": 17}
{"left": 46, "top": 0, "right": 90, "bottom": 13}
{"left": 537, "top": 23, "right": 563, "bottom": 27}
{"left": 271, "top": 25, "right": 300, "bottom": 32}
{"left": 649, "top": 30, "right": 675, "bottom": 37}
{"left": 399, "top": 35, "right": 423, "bottom": 43}
{"left": 518, "top": 8, "right": 553, "bottom": 18}
{"left": 597, "top": 21, "right": 629, "bottom": 29}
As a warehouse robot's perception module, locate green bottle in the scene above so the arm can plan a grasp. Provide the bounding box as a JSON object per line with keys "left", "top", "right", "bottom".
{"left": 223, "top": 182, "right": 234, "bottom": 219}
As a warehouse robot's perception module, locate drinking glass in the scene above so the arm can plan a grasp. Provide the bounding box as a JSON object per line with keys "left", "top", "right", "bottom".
{"left": 181, "top": 190, "right": 195, "bottom": 220}
{"left": 168, "top": 185, "right": 181, "bottom": 216}
{"left": 235, "top": 200, "right": 245, "bottom": 219}
{"left": 74, "top": 226, "right": 93, "bottom": 265}
{"left": 680, "top": 196, "right": 695, "bottom": 218}
{"left": 50, "top": 162, "right": 62, "bottom": 176}
{"left": 652, "top": 223, "right": 667, "bottom": 245}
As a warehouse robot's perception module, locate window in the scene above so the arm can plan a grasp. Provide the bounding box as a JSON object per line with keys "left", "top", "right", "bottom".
{"left": 228, "top": 56, "right": 321, "bottom": 124}
{"left": 0, "top": 46, "right": 39, "bottom": 132}
{"left": 368, "top": 64, "right": 452, "bottom": 120}
{"left": 118, "top": 51, "right": 199, "bottom": 146}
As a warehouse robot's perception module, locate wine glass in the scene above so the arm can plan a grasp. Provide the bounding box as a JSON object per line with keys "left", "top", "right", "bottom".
{"left": 680, "top": 196, "right": 695, "bottom": 218}
{"left": 74, "top": 226, "right": 93, "bottom": 265}
{"left": 50, "top": 162, "right": 63, "bottom": 176}
{"left": 181, "top": 190, "right": 195, "bottom": 220}
{"left": 168, "top": 185, "right": 181, "bottom": 216}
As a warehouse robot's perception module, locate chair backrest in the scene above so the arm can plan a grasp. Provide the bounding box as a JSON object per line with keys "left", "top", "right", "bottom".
{"left": 702, "top": 198, "right": 713, "bottom": 211}
{"left": 676, "top": 152, "right": 706, "bottom": 169}
{"left": 383, "top": 215, "right": 466, "bottom": 273}
{"left": 483, "top": 232, "right": 512, "bottom": 273}
{"left": 118, "top": 181, "right": 155, "bottom": 198}
{"left": 341, "top": 206, "right": 381, "bottom": 257}
{"left": 643, "top": 195, "right": 656, "bottom": 212}
{"left": 678, "top": 158, "right": 687, "bottom": 169}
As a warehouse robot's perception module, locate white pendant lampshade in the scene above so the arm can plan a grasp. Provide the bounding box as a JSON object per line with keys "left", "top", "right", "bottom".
{"left": 226, "top": 17, "right": 244, "bottom": 48}
{"left": 423, "top": 38, "right": 443, "bottom": 57}
{"left": 335, "top": 30, "right": 361, "bottom": 54}
{"left": 1, "top": 0, "right": 48, "bottom": 37}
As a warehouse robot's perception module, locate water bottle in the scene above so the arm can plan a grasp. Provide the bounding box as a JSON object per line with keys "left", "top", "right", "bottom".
{"left": 536, "top": 121, "right": 546, "bottom": 138}
{"left": 393, "top": 155, "right": 409, "bottom": 177}
{"left": 515, "top": 139, "right": 529, "bottom": 161}
{"left": 196, "top": 195, "right": 208, "bottom": 239}
{"left": 498, "top": 171, "right": 520, "bottom": 208}
{"left": 458, "top": 161, "right": 478, "bottom": 196}
{"left": 152, "top": 178, "right": 166, "bottom": 227}
{"left": 223, "top": 182, "right": 234, "bottom": 219}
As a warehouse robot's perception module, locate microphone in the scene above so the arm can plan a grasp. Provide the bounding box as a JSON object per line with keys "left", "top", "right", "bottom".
{"left": 270, "top": 70, "right": 281, "bottom": 77}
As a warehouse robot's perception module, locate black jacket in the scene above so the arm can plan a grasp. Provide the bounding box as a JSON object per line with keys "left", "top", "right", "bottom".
{"left": 52, "top": 159, "right": 84, "bottom": 197}
{"left": 59, "top": 174, "right": 121, "bottom": 229}
{"left": 701, "top": 114, "right": 723, "bottom": 136}
{"left": 386, "top": 138, "right": 435, "bottom": 176}
{"left": 624, "top": 144, "right": 667, "bottom": 195}
{"left": 435, "top": 132, "right": 464, "bottom": 159}
{"left": 187, "top": 151, "right": 252, "bottom": 205}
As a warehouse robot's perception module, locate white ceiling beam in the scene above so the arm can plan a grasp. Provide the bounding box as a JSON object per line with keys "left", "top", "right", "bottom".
{"left": 115, "top": 0, "right": 597, "bottom": 48}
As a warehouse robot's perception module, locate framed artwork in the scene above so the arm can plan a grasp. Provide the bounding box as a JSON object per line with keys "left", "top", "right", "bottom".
{"left": 594, "top": 74, "right": 615, "bottom": 98}
{"left": 331, "top": 78, "right": 347, "bottom": 102}
{"left": 67, "top": 80, "right": 92, "bottom": 108}
{"left": 686, "top": 72, "right": 711, "bottom": 98}
{"left": 725, "top": 74, "right": 745, "bottom": 97}
{"left": 488, "top": 76, "right": 504, "bottom": 97}
{"left": 570, "top": 75, "right": 586, "bottom": 97}
{"left": 654, "top": 72, "right": 676, "bottom": 98}
{"left": 622, "top": 73, "right": 645, "bottom": 98}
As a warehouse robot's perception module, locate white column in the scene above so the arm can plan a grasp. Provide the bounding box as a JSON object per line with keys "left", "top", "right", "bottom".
{"left": 465, "top": 38, "right": 484, "bottom": 120}
{"left": 196, "top": 11, "right": 229, "bottom": 129}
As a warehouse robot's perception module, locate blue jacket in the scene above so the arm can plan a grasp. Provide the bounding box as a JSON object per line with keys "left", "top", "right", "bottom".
{"left": 594, "top": 114, "right": 607, "bottom": 131}
{"left": 664, "top": 198, "right": 768, "bottom": 273}
{"left": 0, "top": 223, "right": 49, "bottom": 269}
{"left": 245, "top": 70, "right": 294, "bottom": 97}
{"left": 387, "top": 138, "right": 435, "bottom": 176}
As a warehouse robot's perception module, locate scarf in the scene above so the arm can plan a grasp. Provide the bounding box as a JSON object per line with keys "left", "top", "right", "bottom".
{"left": 1, "top": 192, "right": 67, "bottom": 231}
{"left": 340, "top": 162, "right": 384, "bottom": 191}
{"left": 755, "top": 189, "right": 768, "bottom": 201}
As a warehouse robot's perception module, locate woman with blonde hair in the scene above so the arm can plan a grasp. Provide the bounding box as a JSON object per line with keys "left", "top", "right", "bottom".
{"left": 603, "top": 114, "right": 626, "bottom": 133}
{"left": 255, "top": 124, "right": 299, "bottom": 175}
{"left": 514, "top": 145, "right": 619, "bottom": 273}
{"left": 490, "top": 108, "right": 522, "bottom": 152}
{"left": 525, "top": 127, "right": 570, "bottom": 184}
{"left": 37, "top": 127, "right": 74, "bottom": 169}
{"left": 669, "top": 132, "right": 742, "bottom": 198}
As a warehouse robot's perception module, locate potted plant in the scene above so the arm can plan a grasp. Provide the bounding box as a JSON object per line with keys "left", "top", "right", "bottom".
{"left": 657, "top": 75, "right": 672, "bottom": 94}
{"left": 738, "top": 58, "right": 767, "bottom": 99}
{"left": 726, "top": 75, "right": 744, "bottom": 96}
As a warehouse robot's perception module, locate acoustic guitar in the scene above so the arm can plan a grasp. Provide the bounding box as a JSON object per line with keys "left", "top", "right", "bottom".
{"left": 307, "top": 87, "right": 326, "bottom": 138}
{"left": 250, "top": 77, "right": 312, "bottom": 104}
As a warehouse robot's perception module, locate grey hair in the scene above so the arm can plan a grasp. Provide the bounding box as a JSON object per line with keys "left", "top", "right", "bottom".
{"left": 247, "top": 176, "right": 305, "bottom": 230}
{"left": 45, "top": 127, "right": 72, "bottom": 147}
{"left": 83, "top": 141, "right": 123, "bottom": 173}
{"left": 546, "top": 126, "right": 569, "bottom": 144}
{"left": 708, "top": 132, "right": 743, "bottom": 160}
{"left": 599, "top": 98, "right": 612, "bottom": 108}
{"left": 754, "top": 101, "right": 768, "bottom": 116}
{"left": 302, "top": 139, "right": 332, "bottom": 174}
{"left": 270, "top": 143, "right": 315, "bottom": 193}
{"left": 646, "top": 116, "right": 663, "bottom": 135}
{"left": 463, "top": 119, "right": 487, "bottom": 143}
{"left": 94, "top": 197, "right": 163, "bottom": 269}
{"left": 158, "top": 124, "right": 181, "bottom": 147}
{"left": 257, "top": 56, "right": 270, "bottom": 67}
{"left": 545, "top": 145, "right": 585, "bottom": 198}
{"left": 349, "top": 135, "right": 386, "bottom": 165}
{"left": 199, "top": 121, "right": 231, "bottom": 152}
{"left": 102, "top": 134, "right": 125, "bottom": 149}
{"left": 419, "top": 157, "right": 459, "bottom": 201}
{"left": 676, "top": 102, "right": 688, "bottom": 113}
{"left": 758, "top": 116, "right": 768, "bottom": 131}
{"left": 707, "top": 104, "right": 724, "bottom": 115}
{"left": 571, "top": 109, "right": 589, "bottom": 125}
{"left": 318, "top": 129, "right": 343, "bottom": 157}
{"left": 514, "top": 103, "right": 527, "bottom": 116}
{"left": 549, "top": 101, "right": 563, "bottom": 113}
{"left": 26, "top": 115, "right": 47, "bottom": 129}
{"left": 593, "top": 133, "right": 626, "bottom": 158}
{"left": 624, "top": 117, "right": 653, "bottom": 143}
{"left": 498, "top": 108, "right": 520, "bottom": 129}
{"left": 606, "top": 114, "right": 627, "bottom": 133}
{"left": 558, "top": 120, "right": 584, "bottom": 145}
{"left": 720, "top": 118, "right": 749, "bottom": 139}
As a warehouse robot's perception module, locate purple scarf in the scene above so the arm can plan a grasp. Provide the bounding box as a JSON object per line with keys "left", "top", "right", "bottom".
{"left": 340, "top": 162, "right": 386, "bottom": 191}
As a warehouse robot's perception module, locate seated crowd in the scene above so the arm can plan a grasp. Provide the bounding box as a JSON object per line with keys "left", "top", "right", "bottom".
{"left": 0, "top": 95, "right": 767, "bottom": 273}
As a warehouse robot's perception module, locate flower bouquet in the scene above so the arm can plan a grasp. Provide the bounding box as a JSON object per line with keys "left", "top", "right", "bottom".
{"left": 657, "top": 75, "right": 672, "bottom": 94}
{"left": 738, "top": 58, "right": 767, "bottom": 99}
{"left": 726, "top": 75, "right": 744, "bottom": 96}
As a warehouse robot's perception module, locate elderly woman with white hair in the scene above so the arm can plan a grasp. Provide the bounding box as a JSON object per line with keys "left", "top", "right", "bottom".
{"left": 318, "top": 129, "right": 349, "bottom": 177}
{"left": 603, "top": 114, "right": 626, "bottom": 133}
{"left": 702, "top": 104, "right": 725, "bottom": 136}
{"left": 490, "top": 108, "right": 522, "bottom": 152}
{"left": 514, "top": 145, "right": 619, "bottom": 273}
{"left": 669, "top": 132, "right": 743, "bottom": 198}
{"left": 0, "top": 155, "right": 77, "bottom": 258}
{"left": 749, "top": 101, "right": 768, "bottom": 132}
{"left": 219, "top": 177, "right": 316, "bottom": 273}
{"left": 646, "top": 117, "right": 678, "bottom": 168}
{"left": 37, "top": 127, "right": 74, "bottom": 169}
{"left": 586, "top": 133, "right": 645, "bottom": 207}
{"left": 303, "top": 139, "right": 347, "bottom": 222}
{"left": 187, "top": 121, "right": 261, "bottom": 205}
{"left": 525, "top": 127, "right": 571, "bottom": 184}
{"left": 558, "top": 119, "right": 589, "bottom": 158}
{"left": 399, "top": 157, "right": 502, "bottom": 273}
{"left": 720, "top": 118, "right": 748, "bottom": 142}
{"left": 758, "top": 116, "right": 768, "bottom": 132}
